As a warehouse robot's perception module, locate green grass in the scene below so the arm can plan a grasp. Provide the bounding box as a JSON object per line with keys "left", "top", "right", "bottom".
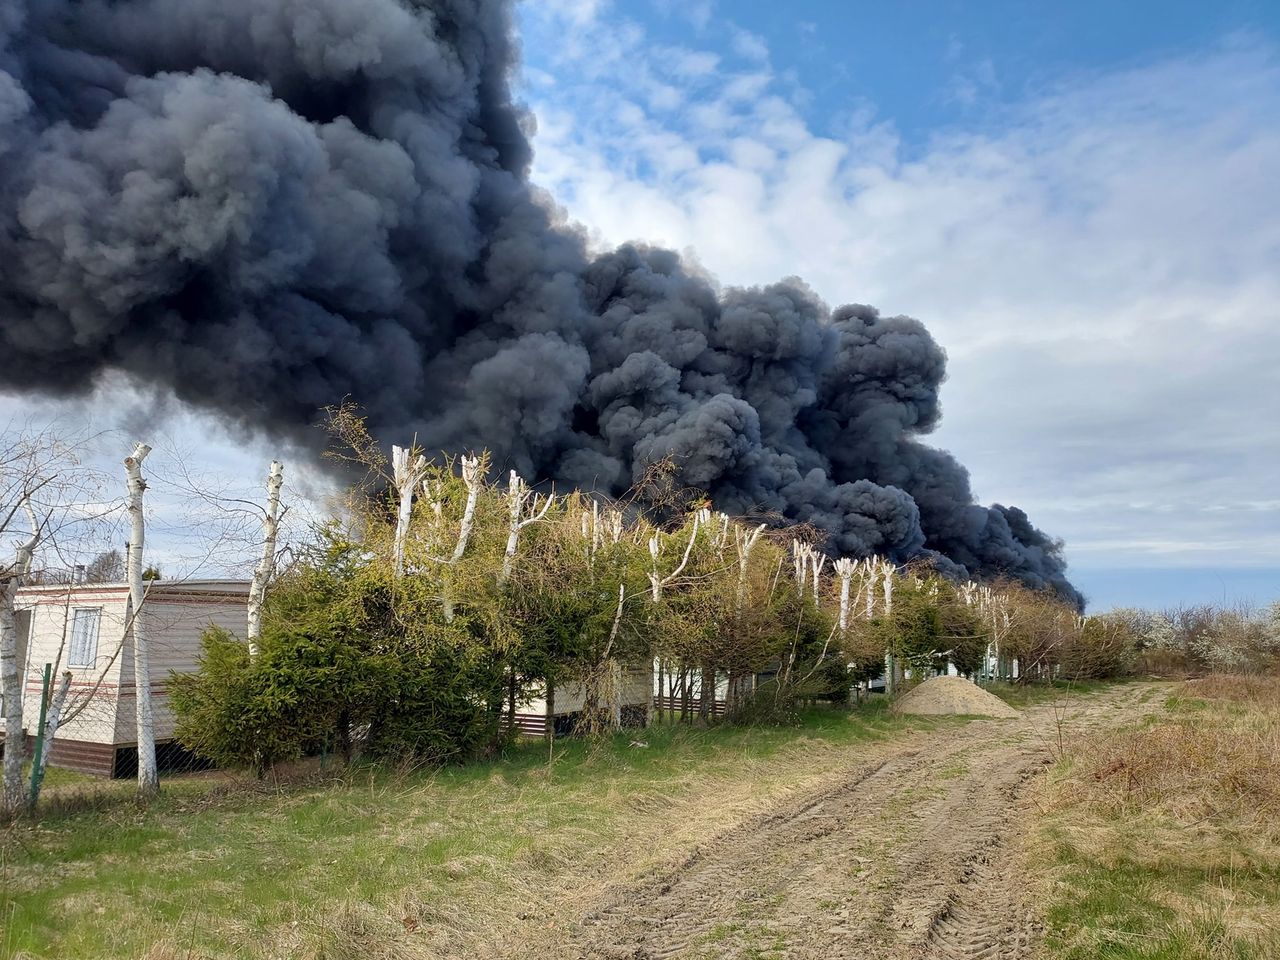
{"left": 1, "top": 701, "right": 949, "bottom": 960}
{"left": 29, "top": 764, "right": 95, "bottom": 790}
{"left": 1040, "top": 846, "right": 1280, "bottom": 960}
{"left": 1032, "top": 679, "right": 1280, "bottom": 960}
{"left": 980, "top": 677, "right": 1113, "bottom": 710}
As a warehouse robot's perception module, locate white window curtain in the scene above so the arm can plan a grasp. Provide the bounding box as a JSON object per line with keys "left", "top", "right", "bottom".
{"left": 69, "top": 608, "right": 101, "bottom": 667}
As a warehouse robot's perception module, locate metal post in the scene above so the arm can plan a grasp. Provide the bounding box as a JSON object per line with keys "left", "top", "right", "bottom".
{"left": 28, "top": 662, "right": 52, "bottom": 808}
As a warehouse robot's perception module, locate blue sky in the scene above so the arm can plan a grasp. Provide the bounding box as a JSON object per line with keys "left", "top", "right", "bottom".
{"left": 511, "top": 0, "right": 1280, "bottom": 611}
{"left": 628, "top": 1, "right": 1280, "bottom": 146}
{"left": 2, "top": 1, "right": 1277, "bottom": 613}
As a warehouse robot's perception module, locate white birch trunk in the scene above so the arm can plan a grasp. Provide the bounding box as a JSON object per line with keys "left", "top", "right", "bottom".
{"left": 834, "top": 559, "right": 860, "bottom": 704}
{"left": 499, "top": 471, "right": 553, "bottom": 586}
{"left": 391, "top": 446, "right": 428, "bottom": 579}
{"left": 810, "top": 551, "right": 826, "bottom": 603}
{"left": 449, "top": 456, "right": 483, "bottom": 564}
{"left": 443, "top": 455, "right": 482, "bottom": 622}
{"left": 31, "top": 670, "right": 72, "bottom": 798}
{"left": 125, "top": 442, "right": 158, "bottom": 799}
{"left": 246, "top": 460, "right": 284, "bottom": 655}
{"left": 835, "top": 558, "right": 854, "bottom": 636}
{"left": 792, "top": 540, "right": 807, "bottom": 598}
{"left": 647, "top": 514, "right": 700, "bottom": 602}
{"left": 502, "top": 470, "right": 524, "bottom": 585}
{"left": 1, "top": 503, "right": 38, "bottom": 816}
{"left": 734, "top": 524, "right": 765, "bottom": 612}
{"left": 0, "top": 598, "right": 24, "bottom": 816}
{"left": 883, "top": 565, "right": 897, "bottom": 694}
{"left": 603, "top": 584, "right": 626, "bottom": 728}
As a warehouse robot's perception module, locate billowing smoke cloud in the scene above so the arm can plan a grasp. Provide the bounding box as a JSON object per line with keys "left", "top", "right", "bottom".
{"left": 0, "top": 0, "right": 1082, "bottom": 606}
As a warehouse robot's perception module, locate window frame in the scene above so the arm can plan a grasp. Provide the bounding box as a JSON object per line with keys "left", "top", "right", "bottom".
{"left": 68, "top": 606, "right": 103, "bottom": 668}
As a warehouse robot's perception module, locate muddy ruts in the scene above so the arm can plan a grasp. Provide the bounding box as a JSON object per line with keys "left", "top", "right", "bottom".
{"left": 0, "top": 0, "right": 1080, "bottom": 605}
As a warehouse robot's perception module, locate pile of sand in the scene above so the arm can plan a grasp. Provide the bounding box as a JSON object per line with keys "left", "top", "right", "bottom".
{"left": 891, "top": 676, "right": 1021, "bottom": 718}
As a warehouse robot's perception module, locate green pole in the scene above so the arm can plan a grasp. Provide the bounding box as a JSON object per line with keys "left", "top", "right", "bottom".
{"left": 28, "top": 663, "right": 52, "bottom": 809}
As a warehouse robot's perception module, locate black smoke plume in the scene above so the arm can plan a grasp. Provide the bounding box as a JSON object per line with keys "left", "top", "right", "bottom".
{"left": 0, "top": 0, "right": 1082, "bottom": 606}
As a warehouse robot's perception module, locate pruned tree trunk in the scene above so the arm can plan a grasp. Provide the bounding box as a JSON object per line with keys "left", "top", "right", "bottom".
{"left": 734, "top": 523, "right": 765, "bottom": 606}
{"left": 246, "top": 459, "right": 284, "bottom": 655}
{"left": 391, "top": 446, "right": 428, "bottom": 579}
{"left": 835, "top": 558, "right": 855, "bottom": 705}
{"left": 500, "top": 470, "right": 554, "bottom": 586}
{"left": 450, "top": 456, "right": 483, "bottom": 565}
{"left": 443, "top": 455, "right": 482, "bottom": 622}
{"left": 883, "top": 565, "right": 897, "bottom": 694}
{"left": 835, "top": 558, "right": 853, "bottom": 636}
{"left": 792, "top": 540, "right": 808, "bottom": 598}
{"left": 647, "top": 513, "right": 700, "bottom": 602}
{"left": 125, "top": 442, "right": 159, "bottom": 800}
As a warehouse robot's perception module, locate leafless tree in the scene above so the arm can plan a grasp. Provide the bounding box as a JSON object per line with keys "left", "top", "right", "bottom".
{"left": 0, "top": 422, "right": 117, "bottom": 815}
{"left": 84, "top": 548, "right": 125, "bottom": 583}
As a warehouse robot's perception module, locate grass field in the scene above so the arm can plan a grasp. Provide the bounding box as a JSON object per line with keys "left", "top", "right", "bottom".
{"left": 11, "top": 677, "right": 1247, "bottom": 960}
{"left": 981, "top": 677, "right": 1115, "bottom": 710}
{"left": 1, "top": 698, "right": 965, "bottom": 959}
{"left": 1033, "top": 675, "right": 1280, "bottom": 960}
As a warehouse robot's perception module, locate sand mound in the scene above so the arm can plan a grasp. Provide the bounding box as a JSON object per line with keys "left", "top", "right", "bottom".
{"left": 891, "top": 676, "right": 1021, "bottom": 718}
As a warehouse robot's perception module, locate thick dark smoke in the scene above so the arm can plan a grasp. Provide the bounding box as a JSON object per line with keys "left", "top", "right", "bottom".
{"left": 0, "top": 0, "right": 1082, "bottom": 605}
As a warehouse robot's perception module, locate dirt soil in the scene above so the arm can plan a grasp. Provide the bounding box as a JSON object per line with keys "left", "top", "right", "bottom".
{"left": 517, "top": 685, "right": 1157, "bottom": 960}
{"left": 893, "top": 676, "right": 1022, "bottom": 719}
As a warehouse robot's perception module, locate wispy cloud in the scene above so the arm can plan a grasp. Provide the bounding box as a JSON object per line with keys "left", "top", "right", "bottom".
{"left": 518, "top": 8, "right": 1280, "bottom": 572}
{"left": 729, "top": 27, "right": 769, "bottom": 63}
{"left": 650, "top": 0, "right": 714, "bottom": 31}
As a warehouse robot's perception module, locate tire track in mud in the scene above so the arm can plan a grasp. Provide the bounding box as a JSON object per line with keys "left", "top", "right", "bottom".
{"left": 543, "top": 686, "right": 1153, "bottom": 960}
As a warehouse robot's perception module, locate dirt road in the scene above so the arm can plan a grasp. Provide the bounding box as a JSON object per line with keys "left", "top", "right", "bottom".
{"left": 545, "top": 685, "right": 1156, "bottom": 960}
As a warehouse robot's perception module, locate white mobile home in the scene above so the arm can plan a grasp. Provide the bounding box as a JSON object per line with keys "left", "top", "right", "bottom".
{"left": 7, "top": 580, "right": 249, "bottom": 776}
{"left": 507, "top": 666, "right": 654, "bottom": 737}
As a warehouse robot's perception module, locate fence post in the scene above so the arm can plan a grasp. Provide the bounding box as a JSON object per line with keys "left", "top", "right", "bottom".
{"left": 27, "top": 663, "right": 52, "bottom": 809}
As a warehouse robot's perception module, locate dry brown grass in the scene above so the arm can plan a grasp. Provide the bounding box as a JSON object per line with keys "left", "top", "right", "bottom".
{"left": 1045, "top": 676, "right": 1280, "bottom": 834}
{"left": 1182, "top": 672, "right": 1280, "bottom": 707}
{"left": 1059, "top": 720, "right": 1279, "bottom": 838}
{"left": 1035, "top": 674, "right": 1280, "bottom": 959}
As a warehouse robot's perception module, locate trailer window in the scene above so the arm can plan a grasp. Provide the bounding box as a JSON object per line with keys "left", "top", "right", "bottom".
{"left": 69, "top": 608, "right": 102, "bottom": 667}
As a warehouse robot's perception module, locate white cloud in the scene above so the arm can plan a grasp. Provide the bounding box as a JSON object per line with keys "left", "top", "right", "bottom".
{"left": 944, "top": 57, "right": 999, "bottom": 106}
{"left": 730, "top": 27, "right": 769, "bottom": 63}
{"left": 7, "top": 8, "right": 1275, "bottom": 593}
{"left": 540, "top": 0, "right": 606, "bottom": 27}
{"left": 518, "top": 12, "right": 1280, "bottom": 573}
{"left": 0, "top": 381, "right": 331, "bottom": 581}
{"left": 650, "top": 0, "right": 714, "bottom": 30}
